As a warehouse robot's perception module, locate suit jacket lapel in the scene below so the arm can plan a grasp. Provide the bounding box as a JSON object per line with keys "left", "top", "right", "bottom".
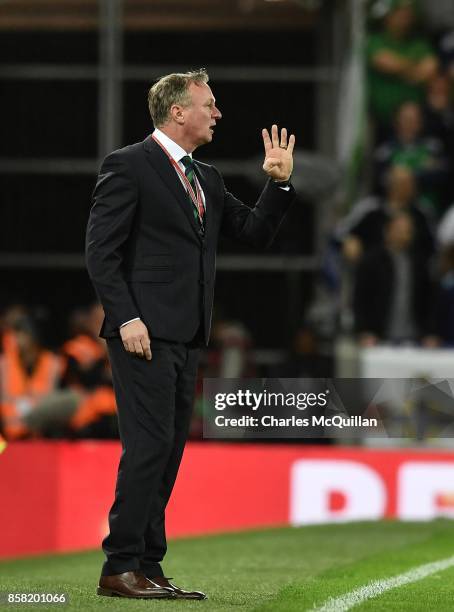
{"left": 193, "top": 161, "right": 214, "bottom": 240}
{"left": 143, "top": 135, "right": 202, "bottom": 241}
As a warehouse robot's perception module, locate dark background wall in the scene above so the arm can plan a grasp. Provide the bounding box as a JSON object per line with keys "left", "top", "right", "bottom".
{"left": 1, "top": 26, "right": 317, "bottom": 348}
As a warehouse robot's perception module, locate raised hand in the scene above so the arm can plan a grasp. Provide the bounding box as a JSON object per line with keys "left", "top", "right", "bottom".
{"left": 262, "top": 124, "right": 295, "bottom": 182}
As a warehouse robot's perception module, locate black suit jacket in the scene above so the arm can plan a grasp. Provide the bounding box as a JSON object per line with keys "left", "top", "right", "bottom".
{"left": 353, "top": 246, "right": 432, "bottom": 339}
{"left": 86, "top": 135, "right": 295, "bottom": 344}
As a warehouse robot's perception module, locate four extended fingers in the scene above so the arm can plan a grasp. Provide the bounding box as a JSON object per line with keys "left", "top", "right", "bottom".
{"left": 262, "top": 124, "right": 295, "bottom": 153}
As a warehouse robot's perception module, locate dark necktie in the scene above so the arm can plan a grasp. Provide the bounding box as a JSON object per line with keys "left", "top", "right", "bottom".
{"left": 180, "top": 155, "right": 205, "bottom": 228}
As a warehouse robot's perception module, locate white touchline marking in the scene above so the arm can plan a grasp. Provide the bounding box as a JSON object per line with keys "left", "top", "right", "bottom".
{"left": 314, "top": 555, "right": 454, "bottom": 612}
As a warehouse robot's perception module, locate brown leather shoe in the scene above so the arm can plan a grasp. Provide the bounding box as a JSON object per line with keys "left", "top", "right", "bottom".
{"left": 97, "top": 571, "right": 175, "bottom": 599}
{"left": 150, "top": 576, "right": 207, "bottom": 600}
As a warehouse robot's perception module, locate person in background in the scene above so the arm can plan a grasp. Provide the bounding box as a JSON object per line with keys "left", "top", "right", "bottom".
{"left": 428, "top": 220, "right": 454, "bottom": 348}
{"left": 339, "top": 164, "right": 434, "bottom": 264}
{"left": 270, "top": 325, "right": 333, "bottom": 378}
{"left": 61, "top": 303, "right": 117, "bottom": 438}
{"left": 438, "top": 29, "right": 454, "bottom": 81}
{"left": 437, "top": 200, "right": 454, "bottom": 249}
{"left": 0, "top": 315, "right": 63, "bottom": 440}
{"left": 367, "top": 0, "right": 438, "bottom": 139}
{"left": 0, "top": 303, "right": 28, "bottom": 354}
{"left": 422, "top": 72, "right": 454, "bottom": 204}
{"left": 423, "top": 74, "right": 454, "bottom": 158}
{"left": 353, "top": 211, "right": 433, "bottom": 347}
{"left": 432, "top": 246, "right": 454, "bottom": 346}
{"left": 208, "top": 318, "right": 255, "bottom": 379}
{"left": 374, "top": 101, "right": 449, "bottom": 213}
{"left": 0, "top": 303, "right": 116, "bottom": 440}
{"left": 191, "top": 315, "right": 255, "bottom": 439}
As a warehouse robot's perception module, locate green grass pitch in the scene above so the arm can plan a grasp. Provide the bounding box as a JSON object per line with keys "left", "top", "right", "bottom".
{"left": 2, "top": 521, "right": 454, "bottom": 611}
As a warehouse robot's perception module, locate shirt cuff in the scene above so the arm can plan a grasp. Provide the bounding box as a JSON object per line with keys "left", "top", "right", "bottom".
{"left": 120, "top": 317, "right": 141, "bottom": 328}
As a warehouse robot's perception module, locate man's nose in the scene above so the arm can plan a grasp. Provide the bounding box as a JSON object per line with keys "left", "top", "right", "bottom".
{"left": 213, "top": 106, "right": 222, "bottom": 120}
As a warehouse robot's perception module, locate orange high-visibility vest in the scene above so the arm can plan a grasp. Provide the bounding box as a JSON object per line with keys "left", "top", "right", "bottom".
{"left": 61, "top": 334, "right": 116, "bottom": 431}
{"left": 70, "top": 386, "right": 116, "bottom": 430}
{"left": 0, "top": 341, "right": 63, "bottom": 440}
{"left": 62, "top": 334, "right": 106, "bottom": 367}
{"left": 1, "top": 330, "right": 18, "bottom": 355}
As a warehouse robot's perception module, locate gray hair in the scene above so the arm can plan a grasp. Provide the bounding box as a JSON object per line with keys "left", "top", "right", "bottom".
{"left": 148, "top": 69, "right": 209, "bottom": 127}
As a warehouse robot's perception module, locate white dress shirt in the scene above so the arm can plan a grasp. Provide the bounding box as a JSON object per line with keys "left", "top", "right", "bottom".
{"left": 152, "top": 128, "right": 206, "bottom": 207}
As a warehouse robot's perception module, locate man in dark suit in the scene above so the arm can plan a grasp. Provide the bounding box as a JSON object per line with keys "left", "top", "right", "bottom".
{"left": 86, "top": 69, "right": 295, "bottom": 600}
{"left": 353, "top": 211, "right": 433, "bottom": 346}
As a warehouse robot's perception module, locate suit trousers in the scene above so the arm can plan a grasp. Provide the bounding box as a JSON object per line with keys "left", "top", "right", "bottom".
{"left": 101, "top": 336, "right": 200, "bottom": 577}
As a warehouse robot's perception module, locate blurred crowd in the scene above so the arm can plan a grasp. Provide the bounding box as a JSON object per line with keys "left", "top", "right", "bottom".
{"left": 0, "top": 303, "right": 263, "bottom": 441}
{"left": 0, "top": 303, "right": 118, "bottom": 441}
{"left": 333, "top": 0, "right": 454, "bottom": 348}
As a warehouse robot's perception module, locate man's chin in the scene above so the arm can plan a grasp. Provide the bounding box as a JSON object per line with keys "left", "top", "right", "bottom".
{"left": 196, "top": 134, "right": 213, "bottom": 147}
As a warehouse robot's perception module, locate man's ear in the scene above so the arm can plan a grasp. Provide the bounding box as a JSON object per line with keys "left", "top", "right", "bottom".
{"left": 170, "top": 104, "right": 185, "bottom": 125}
